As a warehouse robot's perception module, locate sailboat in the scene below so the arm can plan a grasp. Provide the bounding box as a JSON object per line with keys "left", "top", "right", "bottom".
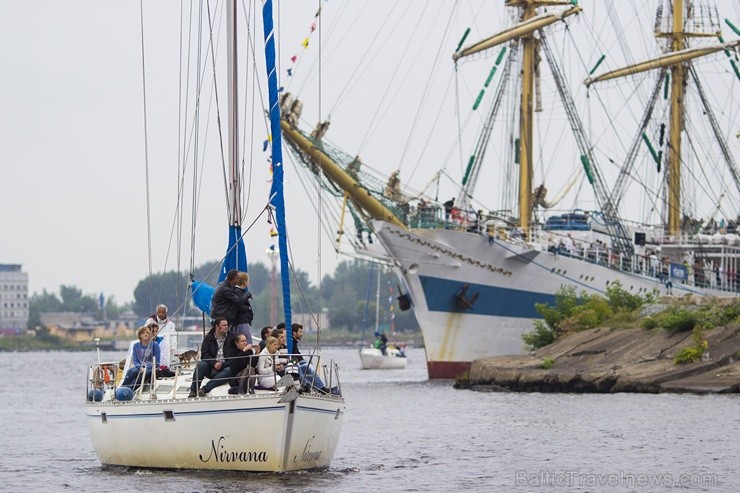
{"left": 85, "top": 1, "right": 344, "bottom": 471}
{"left": 279, "top": 1, "right": 739, "bottom": 378}
{"left": 358, "top": 264, "right": 407, "bottom": 370}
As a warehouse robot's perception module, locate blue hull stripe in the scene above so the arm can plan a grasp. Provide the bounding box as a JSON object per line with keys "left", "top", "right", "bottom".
{"left": 419, "top": 275, "right": 554, "bottom": 318}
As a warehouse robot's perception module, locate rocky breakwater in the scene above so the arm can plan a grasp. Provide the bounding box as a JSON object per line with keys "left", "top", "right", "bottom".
{"left": 467, "top": 324, "right": 740, "bottom": 394}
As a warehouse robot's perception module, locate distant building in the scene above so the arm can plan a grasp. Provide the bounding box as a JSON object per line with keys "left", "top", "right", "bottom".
{"left": 0, "top": 264, "right": 29, "bottom": 333}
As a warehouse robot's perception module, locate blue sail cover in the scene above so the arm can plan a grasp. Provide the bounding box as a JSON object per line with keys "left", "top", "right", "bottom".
{"left": 191, "top": 225, "right": 248, "bottom": 316}
{"left": 219, "top": 225, "right": 248, "bottom": 283}
{"left": 191, "top": 280, "right": 215, "bottom": 317}
{"left": 262, "top": 0, "right": 293, "bottom": 348}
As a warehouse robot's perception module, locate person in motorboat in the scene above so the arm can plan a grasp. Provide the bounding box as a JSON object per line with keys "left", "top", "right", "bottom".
{"left": 373, "top": 331, "right": 388, "bottom": 355}
{"left": 121, "top": 325, "right": 161, "bottom": 391}
{"left": 257, "top": 336, "right": 281, "bottom": 390}
{"left": 291, "top": 323, "right": 339, "bottom": 395}
{"left": 189, "top": 317, "right": 233, "bottom": 398}
{"left": 227, "top": 334, "right": 259, "bottom": 394}
{"left": 233, "top": 271, "right": 255, "bottom": 344}
{"left": 210, "top": 269, "right": 250, "bottom": 328}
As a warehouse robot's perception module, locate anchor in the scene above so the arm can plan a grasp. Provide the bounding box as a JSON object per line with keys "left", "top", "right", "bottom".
{"left": 397, "top": 284, "right": 412, "bottom": 311}
{"left": 454, "top": 283, "right": 479, "bottom": 310}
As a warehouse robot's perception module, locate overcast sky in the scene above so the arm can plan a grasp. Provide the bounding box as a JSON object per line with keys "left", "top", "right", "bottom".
{"left": 1, "top": 1, "right": 738, "bottom": 305}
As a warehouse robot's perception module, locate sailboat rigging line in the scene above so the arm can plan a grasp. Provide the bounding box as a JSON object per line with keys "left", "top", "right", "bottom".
{"left": 314, "top": 0, "right": 322, "bottom": 342}
{"left": 688, "top": 65, "right": 740, "bottom": 195}
{"left": 264, "top": 203, "right": 324, "bottom": 348}
{"left": 138, "top": 0, "right": 154, "bottom": 308}
{"left": 288, "top": 155, "right": 347, "bottom": 250}
{"left": 238, "top": 0, "right": 274, "bottom": 221}
{"left": 327, "top": 2, "right": 402, "bottom": 124}
{"left": 174, "top": 1, "right": 188, "bottom": 311}
{"left": 188, "top": 202, "right": 271, "bottom": 299}
{"left": 191, "top": 2, "right": 204, "bottom": 274}
{"left": 204, "top": 1, "right": 232, "bottom": 225}
{"left": 608, "top": 72, "right": 665, "bottom": 210}
{"left": 396, "top": 4, "right": 457, "bottom": 175}
{"left": 408, "top": 73, "right": 457, "bottom": 186}
{"left": 682, "top": 128, "right": 734, "bottom": 219}
{"left": 351, "top": 3, "right": 424, "bottom": 157}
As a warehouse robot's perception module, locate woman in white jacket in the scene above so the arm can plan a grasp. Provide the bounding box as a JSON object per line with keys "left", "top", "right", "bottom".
{"left": 257, "top": 336, "right": 280, "bottom": 389}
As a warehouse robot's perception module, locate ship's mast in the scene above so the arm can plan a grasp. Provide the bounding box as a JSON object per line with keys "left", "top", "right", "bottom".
{"left": 667, "top": 0, "right": 685, "bottom": 236}
{"left": 586, "top": 1, "right": 737, "bottom": 237}
{"left": 453, "top": 1, "right": 581, "bottom": 233}
{"left": 518, "top": 1, "right": 536, "bottom": 233}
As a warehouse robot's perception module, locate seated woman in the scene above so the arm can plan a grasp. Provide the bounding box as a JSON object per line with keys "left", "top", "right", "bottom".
{"left": 227, "top": 334, "right": 259, "bottom": 394}
{"left": 256, "top": 336, "right": 280, "bottom": 389}
{"left": 121, "top": 325, "right": 161, "bottom": 390}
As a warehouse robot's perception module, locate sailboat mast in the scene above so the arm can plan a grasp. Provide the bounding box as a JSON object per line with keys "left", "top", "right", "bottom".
{"left": 227, "top": 1, "right": 241, "bottom": 227}
{"left": 666, "top": 0, "right": 684, "bottom": 236}
{"left": 518, "top": 1, "right": 536, "bottom": 232}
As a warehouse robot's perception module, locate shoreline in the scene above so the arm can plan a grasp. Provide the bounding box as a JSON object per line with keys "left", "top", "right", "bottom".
{"left": 462, "top": 324, "right": 740, "bottom": 394}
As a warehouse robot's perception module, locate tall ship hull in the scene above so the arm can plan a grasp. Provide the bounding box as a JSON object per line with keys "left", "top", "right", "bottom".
{"left": 373, "top": 221, "right": 736, "bottom": 378}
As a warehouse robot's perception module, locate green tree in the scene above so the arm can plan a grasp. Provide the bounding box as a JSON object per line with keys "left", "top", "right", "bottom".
{"left": 133, "top": 271, "right": 190, "bottom": 317}
{"left": 59, "top": 285, "right": 98, "bottom": 312}
{"left": 27, "top": 289, "right": 62, "bottom": 329}
{"left": 104, "top": 296, "right": 131, "bottom": 320}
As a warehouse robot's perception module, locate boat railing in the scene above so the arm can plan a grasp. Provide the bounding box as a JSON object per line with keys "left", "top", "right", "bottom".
{"left": 87, "top": 351, "right": 342, "bottom": 402}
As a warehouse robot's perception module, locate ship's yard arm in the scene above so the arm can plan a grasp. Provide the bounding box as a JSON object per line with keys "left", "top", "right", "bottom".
{"left": 280, "top": 120, "right": 406, "bottom": 229}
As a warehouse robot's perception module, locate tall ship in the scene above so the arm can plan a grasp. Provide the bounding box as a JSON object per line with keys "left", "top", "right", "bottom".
{"left": 279, "top": 1, "right": 739, "bottom": 378}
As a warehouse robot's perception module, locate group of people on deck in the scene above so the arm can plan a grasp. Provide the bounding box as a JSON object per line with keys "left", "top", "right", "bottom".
{"left": 188, "top": 319, "right": 337, "bottom": 397}
{"left": 187, "top": 269, "right": 338, "bottom": 397}
{"left": 121, "top": 269, "right": 337, "bottom": 397}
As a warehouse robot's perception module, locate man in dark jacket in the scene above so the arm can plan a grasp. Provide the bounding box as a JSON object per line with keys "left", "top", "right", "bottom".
{"left": 210, "top": 269, "right": 249, "bottom": 327}
{"left": 189, "top": 317, "right": 234, "bottom": 397}
{"left": 291, "top": 323, "right": 339, "bottom": 395}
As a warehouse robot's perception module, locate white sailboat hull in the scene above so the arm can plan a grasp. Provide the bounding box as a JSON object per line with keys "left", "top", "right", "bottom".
{"left": 87, "top": 389, "right": 344, "bottom": 472}
{"left": 359, "top": 347, "right": 407, "bottom": 369}
{"left": 374, "top": 221, "right": 734, "bottom": 378}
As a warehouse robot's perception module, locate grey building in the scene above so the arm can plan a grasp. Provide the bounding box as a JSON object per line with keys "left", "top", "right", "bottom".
{"left": 0, "top": 264, "right": 29, "bottom": 332}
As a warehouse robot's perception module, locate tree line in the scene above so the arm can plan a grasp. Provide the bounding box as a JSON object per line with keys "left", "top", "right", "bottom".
{"left": 28, "top": 259, "right": 419, "bottom": 334}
